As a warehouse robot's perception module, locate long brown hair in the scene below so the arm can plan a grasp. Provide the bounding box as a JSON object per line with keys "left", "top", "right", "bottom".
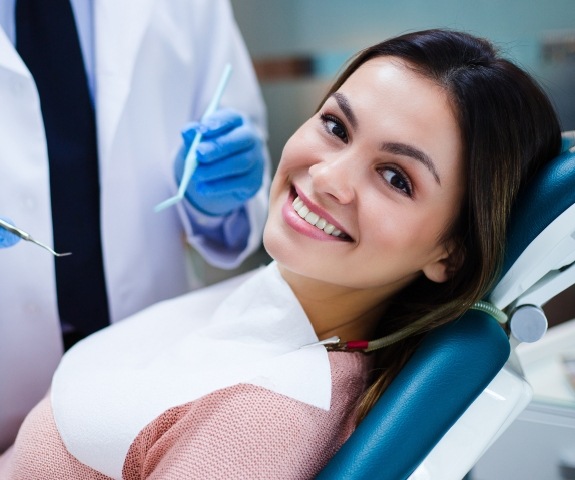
{"left": 317, "top": 29, "right": 562, "bottom": 422}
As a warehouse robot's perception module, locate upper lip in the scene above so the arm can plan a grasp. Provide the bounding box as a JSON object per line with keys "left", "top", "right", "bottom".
{"left": 293, "top": 186, "right": 352, "bottom": 239}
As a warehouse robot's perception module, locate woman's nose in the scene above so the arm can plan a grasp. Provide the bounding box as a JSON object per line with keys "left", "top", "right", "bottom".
{"left": 308, "top": 155, "right": 356, "bottom": 204}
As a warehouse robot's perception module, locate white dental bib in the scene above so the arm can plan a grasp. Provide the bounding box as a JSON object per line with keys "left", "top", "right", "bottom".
{"left": 51, "top": 262, "right": 331, "bottom": 479}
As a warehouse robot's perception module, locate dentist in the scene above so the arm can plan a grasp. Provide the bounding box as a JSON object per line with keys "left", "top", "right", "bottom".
{"left": 0, "top": 0, "right": 269, "bottom": 451}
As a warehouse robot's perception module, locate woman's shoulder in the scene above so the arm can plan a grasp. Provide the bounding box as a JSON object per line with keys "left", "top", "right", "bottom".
{"left": 328, "top": 350, "right": 374, "bottom": 391}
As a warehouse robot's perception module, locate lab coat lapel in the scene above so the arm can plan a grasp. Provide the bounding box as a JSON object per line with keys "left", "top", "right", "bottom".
{"left": 0, "top": 26, "right": 32, "bottom": 78}
{"left": 93, "top": 0, "right": 156, "bottom": 164}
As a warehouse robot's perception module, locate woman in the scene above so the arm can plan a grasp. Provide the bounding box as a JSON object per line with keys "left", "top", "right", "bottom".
{"left": 0, "top": 29, "right": 561, "bottom": 479}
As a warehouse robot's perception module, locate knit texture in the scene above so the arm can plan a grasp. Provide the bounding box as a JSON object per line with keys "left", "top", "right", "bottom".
{"left": 0, "top": 352, "right": 371, "bottom": 479}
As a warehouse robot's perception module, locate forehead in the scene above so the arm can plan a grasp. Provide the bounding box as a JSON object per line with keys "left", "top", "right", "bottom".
{"left": 338, "top": 56, "right": 450, "bottom": 108}
{"left": 340, "top": 56, "right": 459, "bottom": 133}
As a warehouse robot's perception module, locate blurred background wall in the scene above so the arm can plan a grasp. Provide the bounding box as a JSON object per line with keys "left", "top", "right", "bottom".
{"left": 230, "top": 0, "right": 575, "bottom": 173}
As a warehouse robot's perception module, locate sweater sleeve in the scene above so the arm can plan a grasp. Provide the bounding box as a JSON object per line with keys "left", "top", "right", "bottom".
{"left": 0, "top": 395, "right": 111, "bottom": 480}
{"left": 123, "top": 352, "right": 370, "bottom": 480}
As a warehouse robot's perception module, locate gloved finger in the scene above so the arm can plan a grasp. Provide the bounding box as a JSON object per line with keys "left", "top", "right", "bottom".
{"left": 184, "top": 158, "right": 264, "bottom": 217}
{"left": 185, "top": 191, "right": 253, "bottom": 217}
{"left": 200, "top": 108, "right": 244, "bottom": 139}
{"left": 194, "top": 160, "right": 264, "bottom": 199}
{"left": 196, "top": 123, "right": 260, "bottom": 165}
{"left": 180, "top": 108, "right": 243, "bottom": 148}
{"left": 176, "top": 125, "right": 264, "bottom": 182}
{"left": 0, "top": 217, "right": 22, "bottom": 248}
{"left": 175, "top": 138, "right": 261, "bottom": 183}
{"left": 197, "top": 124, "right": 262, "bottom": 167}
{"left": 193, "top": 154, "right": 257, "bottom": 183}
{"left": 181, "top": 124, "right": 203, "bottom": 150}
{"left": 196, "top": 157, "right": 263, "bottom": 198}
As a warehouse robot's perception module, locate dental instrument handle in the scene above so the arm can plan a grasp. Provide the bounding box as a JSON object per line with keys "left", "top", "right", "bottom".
{"left": 155, "top": 63, "right": 233, "bottom": 212}
{"left": 0, "top": 218, "right": 72, "bottom": 257}
{"left": 202, "top": 63, "right": 233, "bottom": 121}
{"left": 177, "top": 63, "right": 233, "bottom": 198}
{"left": 176, "top": 129, "right": 203, "bottom": 199}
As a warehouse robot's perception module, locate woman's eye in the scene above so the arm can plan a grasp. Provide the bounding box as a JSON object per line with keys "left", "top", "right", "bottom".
{"left": 381, "top": 167, "right": 413, "bottom": 196}
{"left": 321, "top": 114, "right": 348, "bottom": 143}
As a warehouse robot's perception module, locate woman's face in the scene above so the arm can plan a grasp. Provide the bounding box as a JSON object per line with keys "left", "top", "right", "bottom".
{"left": 264, "top": 57, "right": 465, "bottom": 299}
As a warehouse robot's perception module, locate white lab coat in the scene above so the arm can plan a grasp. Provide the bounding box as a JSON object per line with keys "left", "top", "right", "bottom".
{"left": 0, "top": 0, "right": 269, "bottom": 451}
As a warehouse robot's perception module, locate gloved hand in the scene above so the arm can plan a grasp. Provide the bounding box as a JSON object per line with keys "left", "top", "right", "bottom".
{"left": 0, "top": 217, "right": 21, "bottom": 248}
{"left": 175, "top": 108, "right": 265, "bottom": 217}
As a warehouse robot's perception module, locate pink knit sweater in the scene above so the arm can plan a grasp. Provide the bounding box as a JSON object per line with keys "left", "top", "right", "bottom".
{"left": 0, "top": 351, "right": 371, "bottom": 479}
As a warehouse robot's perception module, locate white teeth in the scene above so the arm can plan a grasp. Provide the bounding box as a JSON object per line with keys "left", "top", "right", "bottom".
{"left": 292, "top": 198, "right": 304, "bottom": 210}
{"left": 323, "top": 224, "right": 335, "bottom": 235}
{"left": 316, "top": 218, "right": 327, "bottom": 229}
{"left": 297, "top": 205, "right": 309, "bottom": 218}
{"left": 304, "top": 212, "right": 320, "bottom": 226}
{"left": 291, "top": 196, "right": 347, "bottom": 238}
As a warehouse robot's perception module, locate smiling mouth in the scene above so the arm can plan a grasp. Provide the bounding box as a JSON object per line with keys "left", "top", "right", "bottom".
{"left": 292, "top": 196, "right": 352, "bottom": 241}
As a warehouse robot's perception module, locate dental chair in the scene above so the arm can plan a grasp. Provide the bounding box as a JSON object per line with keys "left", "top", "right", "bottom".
{"left": 318, "top": 132, "right": 575, "bottom": 480}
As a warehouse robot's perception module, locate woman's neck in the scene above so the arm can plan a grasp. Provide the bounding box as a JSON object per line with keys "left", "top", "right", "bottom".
{"left": 278, "top": 265, "right": 391, "bottom": 342}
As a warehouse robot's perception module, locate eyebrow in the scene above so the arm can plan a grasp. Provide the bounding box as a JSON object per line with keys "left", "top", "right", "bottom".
{"left": 331, "top": 92, "right": 358, "bottom": 129}
{"left": 381, "top": 142, "right": 441, "bottom": 185}
{"left": 331, "top": 91, "right": 441, "bottom": 185}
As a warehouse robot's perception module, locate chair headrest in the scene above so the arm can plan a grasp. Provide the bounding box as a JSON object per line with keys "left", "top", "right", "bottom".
{"left": 491, "top": 147, "right": 575, "bottom": 308}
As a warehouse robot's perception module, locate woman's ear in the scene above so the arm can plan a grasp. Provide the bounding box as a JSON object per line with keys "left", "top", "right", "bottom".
{"left": 422, "top": 239, "right": 465, "bottom": 284}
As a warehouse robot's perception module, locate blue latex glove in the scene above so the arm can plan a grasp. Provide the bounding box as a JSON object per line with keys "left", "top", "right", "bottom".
{"left": 0, "top": 217, "right": 21, "bottom": 248}
{"left": 175, "top": 108, "right": 265, "bottom": 217}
